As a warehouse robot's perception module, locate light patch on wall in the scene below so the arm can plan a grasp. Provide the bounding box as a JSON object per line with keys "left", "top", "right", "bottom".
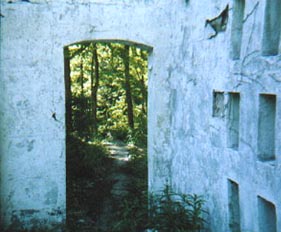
{"left": 44, "top": 184, "right": 58, "bottom": 205}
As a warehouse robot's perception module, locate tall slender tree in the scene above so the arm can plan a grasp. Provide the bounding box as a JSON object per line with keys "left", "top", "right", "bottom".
{"left": 91, "top": 43, "right": 100, "bottom": 134}
{"left": 140, "top": 50, "right": 148, "bottom": 114}
{"left": 80, "top": 57, "right": 84, "bottom": 98}
{"left": 123, "top": 45, "right": 134, "bottom": 129}
{"left": 64, "top": 47, "right": 72, "bottom": 135}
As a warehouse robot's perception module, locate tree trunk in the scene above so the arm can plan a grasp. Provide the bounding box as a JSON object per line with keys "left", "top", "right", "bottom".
{"left": 64, "top": 47, "right": 72, "bottom": 135}
{"left": 140, "top": 74, "right": 147, "bottom": 114}
{"left": 123, "top": 45, "right": 134, "bottom": 129}
{"left": 91, "top": 43, "right": 100, "bottom": 134}
{"left": 80, "top": 57, "right": 84, "bottom": 97}
{"left": 140, "top": 50, "right": 148, "bottom": 114}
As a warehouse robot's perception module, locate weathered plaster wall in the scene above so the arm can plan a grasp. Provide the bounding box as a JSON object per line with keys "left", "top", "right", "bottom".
{"left": 0, "top": 0, "right": 187, "bottom": 230}
{"left": 167, "top": 0, "right": 281, "bottom": 231}
{"left": 0, "top": 0, "right": 280, "bottom": 231}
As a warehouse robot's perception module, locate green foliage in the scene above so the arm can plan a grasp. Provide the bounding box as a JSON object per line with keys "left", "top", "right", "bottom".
{"left": 108, "top": 146, "right": 206, "bottom": 232}
{"left": 148, "top": 185, "right": 207, "bottom": 232}
{"left": 67, "top": 135, "right": 112, "bottom": 179}
{"left": 108, "top": 125, "right": 129, "bottom": 141}
{"left": 122, "top": 146, "right": 148, "bottom": 178}
{"left": 68, "top": 42, "right": 148, "bottom": 143}
{"left": 66, "top": 41, "right": 149, "bottom": 229}
{"left": 112, "top": 195, "right": 148, "bottom": 232}
{"left": 127, "top": 113, "right": 147, "bottom": 146}
{"left": 112, "top": 182, "right": 207, "bottom": 232}
{"left": 71, "top": 96, "right": 92, "bottom": 138}
{"left": 66, "top": 135, "right": 114, "bottom": 223}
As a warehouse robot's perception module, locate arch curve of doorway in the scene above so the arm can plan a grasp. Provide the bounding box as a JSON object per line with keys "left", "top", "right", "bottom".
{"left": 64, "top": 39, "right": 153, "bottom": 53}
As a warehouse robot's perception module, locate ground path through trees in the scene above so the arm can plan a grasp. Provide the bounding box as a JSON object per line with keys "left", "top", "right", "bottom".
{"left": 67, "top": 140, "right": 135, "bottom": 232}
{"left": 96, "top": 140, "right": 132, "bottom": 230}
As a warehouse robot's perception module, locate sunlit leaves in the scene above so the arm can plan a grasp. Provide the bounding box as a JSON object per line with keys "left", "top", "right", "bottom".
{"left": 68, "top": 42, "right": 148, "bottom": 143}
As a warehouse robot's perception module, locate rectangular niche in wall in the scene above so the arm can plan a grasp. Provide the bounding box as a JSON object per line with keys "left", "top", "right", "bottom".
{"left": 227, "top": 93, "right": 240, "bottom": 150}
{"left": 262, "top": 0, "right": 281, "bottom": 56}
{"left": 258, "top": 94, "right": 276, "bottom": 161}
{"left": 213, "top": 91, "right": 224, "bottom": 117}
{"left": 258, "top": 196, "right": 277, "bottom": 232}
{"left": 228, "top": 179, "right": 241, "bottom": 232}
{"left": 230, "top": 0, "right": 245, "bottom": 59}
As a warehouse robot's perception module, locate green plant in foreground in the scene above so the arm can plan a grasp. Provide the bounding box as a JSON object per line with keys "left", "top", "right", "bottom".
{"left": 112, "top": 196, "right": 148, "bottom": 232}
{"left": 112, "top": 184, "right": 207, "bottom": 232}
{"left": 148, "top": 185, "right": 207, "bottom": 232}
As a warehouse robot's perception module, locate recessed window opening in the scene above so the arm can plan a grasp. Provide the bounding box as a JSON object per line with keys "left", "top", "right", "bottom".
{"left": 228, "top": 179, "right": 241, "bottom": 232}
{"left": 213, "top": 91, "right": 225, "bottom": 117}
{"left": 258, "top": 196, "right": 277, "bottom": 232}
{"left": 258, "top": 94, "right": 276, "bottom": 161}
{"left": 227, "top": 93, "right": 240, "bottom": 150}
{"left": 64, "top": 40, "right": 151, "bottom": 230}
{"left": 230, "top": 0, "right": 245, "bottom": 59}
{"left": 262, "top": 0, "right": 281, "bottom": 56}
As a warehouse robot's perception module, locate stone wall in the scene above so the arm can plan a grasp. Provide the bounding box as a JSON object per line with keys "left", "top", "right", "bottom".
{"left": 0, "top": 0, "right": 280, "bottom": 231}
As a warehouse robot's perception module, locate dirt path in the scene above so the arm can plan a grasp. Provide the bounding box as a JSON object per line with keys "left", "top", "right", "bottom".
{"left": 95, "top": 140, "right": 131, "bottom": 230}
{"left": 67, "top": 140, "right": 132, "bottom": 231}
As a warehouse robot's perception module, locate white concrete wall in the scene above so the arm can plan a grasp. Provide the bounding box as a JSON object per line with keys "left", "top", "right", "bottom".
{"left": 0, "top": 0, "right": 184, "bottom": 229}
{"left": 0, "top": 0, "right": 280, "bottom": 231}
{"left": 167, "top": 0, "right": 281, "bottom": 231}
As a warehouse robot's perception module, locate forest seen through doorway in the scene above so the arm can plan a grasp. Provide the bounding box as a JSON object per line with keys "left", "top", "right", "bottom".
{"left": 64, "top": 41, "right": 149, "bottom": 231}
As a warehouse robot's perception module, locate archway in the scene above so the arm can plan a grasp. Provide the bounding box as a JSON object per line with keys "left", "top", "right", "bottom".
{"left": 64, "top": 40, "right": 152, "bottom": 230}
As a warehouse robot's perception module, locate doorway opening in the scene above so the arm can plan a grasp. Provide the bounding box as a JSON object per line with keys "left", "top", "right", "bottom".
{"left": 64, "top": 40, "right": 152, "bottom": 231}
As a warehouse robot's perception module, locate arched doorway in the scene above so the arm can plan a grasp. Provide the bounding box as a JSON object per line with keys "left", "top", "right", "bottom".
{"left": 64, "top": 40, "right": 152, "bottom": 231}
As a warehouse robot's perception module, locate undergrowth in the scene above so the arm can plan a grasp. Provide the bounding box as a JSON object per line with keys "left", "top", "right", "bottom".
{"left": 66, "top": 135, "right": 113, "bottom": 228}
{"left": 111, "top": 145, "right": 148, "bottom": 232}
{"left": 111, "top": 146, "right": 207, "bottom": 232}
{"left": 148, "top": 185, "right": 207, "bottom": 232}
{"left": 67, "top": 135, "right": 112, "bottom": 179}
{"left": 66, "top": 136, "right": 207, "bottom": 232}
